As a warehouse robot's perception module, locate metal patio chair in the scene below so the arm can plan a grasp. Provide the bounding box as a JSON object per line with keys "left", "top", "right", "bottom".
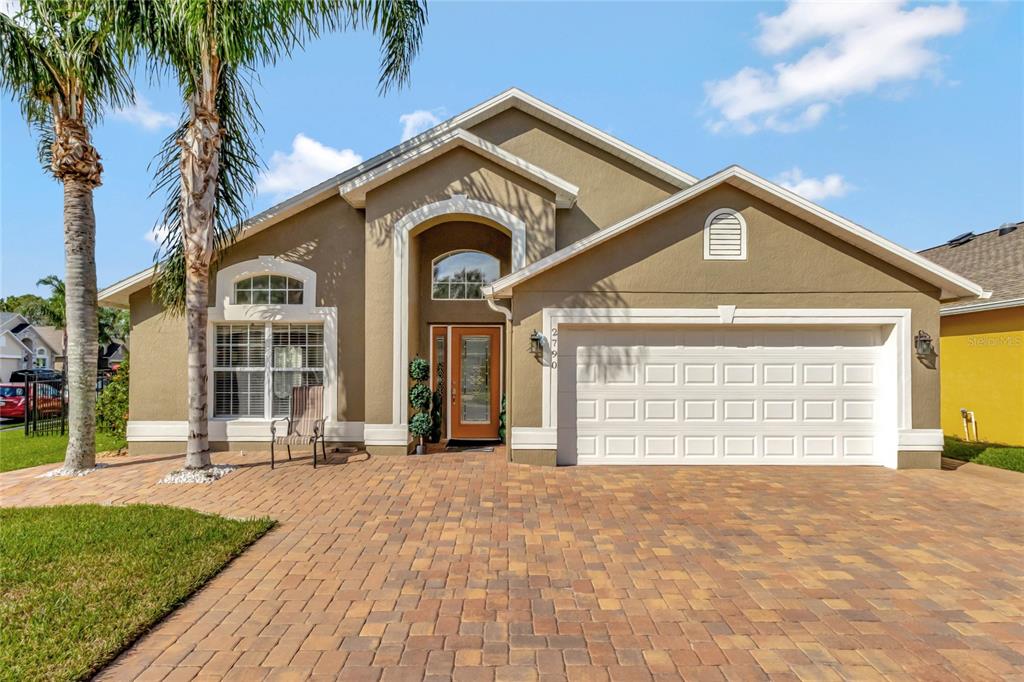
{"left": 270, "top": 385, "right": 326, "bottom": 469}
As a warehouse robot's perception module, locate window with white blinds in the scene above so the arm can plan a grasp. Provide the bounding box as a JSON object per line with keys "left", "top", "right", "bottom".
{"left": 271, "top": 323, "right": 324, "bottom": 417}
{"left": 703, "top": 209, "right": 747, "bottom": 260}
{"left": 214, "top": 325, "right": 265, "bottom": 417}
{"left": 213, "top": 322, "right": 324, "bottom": 418}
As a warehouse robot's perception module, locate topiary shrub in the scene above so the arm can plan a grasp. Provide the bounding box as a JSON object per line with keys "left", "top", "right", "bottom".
{"left": 409, "top": 412, "right": 432, "bottom": 440}
{"left": 408, "top": 357, "right": 432, "bottom": 450}
{"left": 96, "top": 357, "right": 129, "bottom": 440}
{"left": 409, "top": 383, "right": 432, "bottom": 411}
{"left": 409, "top": 357, "right": 430, "bottom": 382}
{"left": 429, "top": 387, "right": 443, "bottom": 443}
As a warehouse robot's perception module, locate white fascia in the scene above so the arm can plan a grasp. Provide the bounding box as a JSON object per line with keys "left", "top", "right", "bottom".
{"left": 941, "top": 296, "right": 1022, "bottom": 316}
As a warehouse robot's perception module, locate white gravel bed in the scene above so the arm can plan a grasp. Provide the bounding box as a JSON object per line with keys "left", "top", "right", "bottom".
{"left": 159, "top": 464, "right": 238, "bottom": 484}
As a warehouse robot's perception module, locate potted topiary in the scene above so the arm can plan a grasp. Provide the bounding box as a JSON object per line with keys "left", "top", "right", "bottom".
{"left": 408, "top": 357, "right": 432, "bottom": 454}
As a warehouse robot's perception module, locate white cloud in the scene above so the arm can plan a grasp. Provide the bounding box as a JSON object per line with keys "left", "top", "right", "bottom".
{"left": 257, "top": 133, "right": 362, "bottom": 197}
{"left": 113, "top": 96, "right": 177, "bottom": 131}
{"left": 706, "top": 1, "right": 966, "bottom": 133}
{"left": 775, "top": 168, "right": 853, "bottom": 202}
{"left": 399, "top": 109, "right": 442, "bottom": 142}
{"left": 144, "top": 223, "right": 170, "bottom": 244}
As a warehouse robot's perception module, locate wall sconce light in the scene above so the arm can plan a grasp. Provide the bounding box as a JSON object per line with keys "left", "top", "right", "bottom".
{"left": 529, "top": 330, "right": 544, "bottom": 358}
{"left": 914, "top": 330, "right": 934, "bottom": 358}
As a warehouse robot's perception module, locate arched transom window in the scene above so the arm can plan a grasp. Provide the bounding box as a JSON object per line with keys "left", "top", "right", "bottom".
{"left": 234, "top": 275, "right": 304, "bottom": 305}
{"left": 432, "top": 250, "right": 500, "bottom": 300}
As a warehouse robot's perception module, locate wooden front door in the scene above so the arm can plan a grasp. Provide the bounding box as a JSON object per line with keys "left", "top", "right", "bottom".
{"left": 450, "top": 326, "right": 501, "bottom": 439}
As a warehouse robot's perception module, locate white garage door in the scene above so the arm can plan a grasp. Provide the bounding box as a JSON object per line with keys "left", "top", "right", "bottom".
{"left": 557, "top": 326, "right": 894, "bottom": 465}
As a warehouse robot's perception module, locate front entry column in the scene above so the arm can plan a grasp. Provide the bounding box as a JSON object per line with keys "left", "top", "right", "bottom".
{"left": 362, "top": 211, "right": 409, "bottom": 455}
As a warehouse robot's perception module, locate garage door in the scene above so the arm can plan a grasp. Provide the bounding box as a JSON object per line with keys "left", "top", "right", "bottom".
{"left": 557, "top": 326, "right": 893, "bottom": 465}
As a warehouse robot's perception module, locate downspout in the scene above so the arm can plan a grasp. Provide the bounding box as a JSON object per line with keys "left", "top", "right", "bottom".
{"left": 485, "top": 296, "right": 513, "bottom": 461}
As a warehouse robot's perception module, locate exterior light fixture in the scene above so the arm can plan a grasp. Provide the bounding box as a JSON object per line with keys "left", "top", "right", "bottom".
{"left": 914, "top": 330, "right": 934, "bottom": 358}
{"left": 529, "top": 330, "right": 544, "bottom": 357}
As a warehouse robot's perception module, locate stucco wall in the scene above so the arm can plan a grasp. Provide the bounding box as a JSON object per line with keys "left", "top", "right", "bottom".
{"left": 128, "top": 193, "right": 367, "bottom": 426}
{"left": 939, "top": 307, "right": 1024, "bottom": 445}
{"left": 468, "top": 108, "right": 679, "bottom": 246}
{"left": 506, "top": 184, "right": 943, "bottom": 431}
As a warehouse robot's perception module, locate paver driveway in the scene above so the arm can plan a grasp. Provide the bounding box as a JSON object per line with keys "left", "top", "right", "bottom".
{"left": 2, "top": 450, "right": 1023, "bottom": 681}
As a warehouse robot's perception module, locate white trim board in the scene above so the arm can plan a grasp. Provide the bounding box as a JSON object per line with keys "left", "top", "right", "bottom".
{"left": 484, "top": 165, "right": 985, "bottom": 303}
{"left": 127, "top": 420, "right": 364, "bottom": 443}
{"left": 941, "top": 296, "right": 1024, "bottom": 316}
{"left": 535, "top": 306, "right": 917, "bottom": 468}
{"left": 99, "top": 88, "right": 696, "bottom": 308}
{"left": 339, "top": 129, "right": 578, "bottom": 209}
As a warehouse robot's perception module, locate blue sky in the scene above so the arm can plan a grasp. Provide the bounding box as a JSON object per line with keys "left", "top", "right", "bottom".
{"left": 2, "top": 1, "right": 1021, "bottom": 297}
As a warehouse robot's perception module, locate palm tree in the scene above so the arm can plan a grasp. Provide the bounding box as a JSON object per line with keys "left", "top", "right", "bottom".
{"left": 128, "top": 0, "right": 427, "bottom": 469}
{"left": 1, "top": 0, "right": 131, "bottom": 472}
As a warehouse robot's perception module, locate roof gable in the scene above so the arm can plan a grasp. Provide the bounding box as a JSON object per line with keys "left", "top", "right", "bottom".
{"left": 484, "top": 166, "right": 986, "bottom": 303}
{"left": 99, "top": 88, "right": 696, "bottom": 307}
{"left": 338, "top": 129, "right": 578, "bottom": 209}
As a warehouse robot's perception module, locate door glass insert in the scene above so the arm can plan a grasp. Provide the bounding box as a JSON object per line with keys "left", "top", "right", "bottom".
{"left": 460, "top": 335, "right": 491, "bottom": 423}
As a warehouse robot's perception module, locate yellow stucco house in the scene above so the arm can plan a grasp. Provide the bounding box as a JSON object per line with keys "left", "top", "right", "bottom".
{"left": 921, "top": 223, "right": 1024, "bottom": 446}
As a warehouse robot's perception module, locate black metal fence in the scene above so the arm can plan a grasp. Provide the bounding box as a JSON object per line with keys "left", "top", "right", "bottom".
{"left": 13, "top": 371, "right": 117, "bottom": 437}
{"left": 23, "top": 376, "right": 66, "bottom": 437}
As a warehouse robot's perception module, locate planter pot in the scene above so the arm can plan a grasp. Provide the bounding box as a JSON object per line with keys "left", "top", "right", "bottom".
{"left": 415, "top": 444, "right": 426, "bottom": 455}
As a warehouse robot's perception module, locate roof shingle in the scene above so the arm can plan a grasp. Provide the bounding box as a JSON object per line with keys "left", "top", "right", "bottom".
{"left": 919, "top": 222, "right": 1024, "bottom": 311}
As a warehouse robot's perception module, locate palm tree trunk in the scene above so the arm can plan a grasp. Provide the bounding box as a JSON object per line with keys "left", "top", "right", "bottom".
{"left": 185, "top": 270, "right": 211, "bottom": 468}
{"left": 62, "top": 178, "right": 98, "bottom": 471}
{"left": 181, "top": 92, "right": 221, "bottom": 470}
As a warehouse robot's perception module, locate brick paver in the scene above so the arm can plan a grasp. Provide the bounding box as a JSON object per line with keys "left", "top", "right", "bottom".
{"left": 2, "top": 450, "right": 1022, "bottom": 680}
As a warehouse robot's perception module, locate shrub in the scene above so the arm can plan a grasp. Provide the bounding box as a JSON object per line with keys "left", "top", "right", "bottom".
{"left": 409, "top": 412, "right": 432, "bottom": 439}
{"left": 409, "top": 383, "right": 432, "bottom": 411}
{"left": 96, "top": 358, "right": 129, "bottom": 439}
{"left": 409, "top": 357, "right": 430, "bottom": 382}
{"left": 429, "top": 388, "right": 443, "bottom": 443}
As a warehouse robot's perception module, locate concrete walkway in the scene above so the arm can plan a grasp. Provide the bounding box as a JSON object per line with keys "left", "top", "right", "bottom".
{"left": 2, "top": 449, "right": 1022, "bottom": 681}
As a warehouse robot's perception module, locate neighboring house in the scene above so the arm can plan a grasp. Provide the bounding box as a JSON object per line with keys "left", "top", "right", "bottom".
{"left": 920, "top": 224, "right": 1024, "bottom": 446}
{"left": 0, "top": 312, "right": 62, "bottom": 380}
{"left": 99, "top": 89, "right": 984, "bottom": 469}
{"left": 100, "top": 341, "right": 127, "bottom": 371}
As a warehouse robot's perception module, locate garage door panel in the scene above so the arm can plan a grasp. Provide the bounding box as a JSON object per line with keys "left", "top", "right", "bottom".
{"left": 563, "top": 326, "right": 891, "bottom": 466}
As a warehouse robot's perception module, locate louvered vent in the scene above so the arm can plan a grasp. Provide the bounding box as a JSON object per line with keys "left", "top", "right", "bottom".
{"left": 704, "top": 210, "right": 746, "bottom": 260}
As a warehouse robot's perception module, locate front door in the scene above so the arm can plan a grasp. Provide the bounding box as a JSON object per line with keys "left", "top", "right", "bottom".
{"left": 450, "top": 326, "right": 501, "bottom": 439}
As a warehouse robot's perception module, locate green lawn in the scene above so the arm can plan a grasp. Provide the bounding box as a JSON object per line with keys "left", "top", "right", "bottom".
{"left": 0, "top": 505, "right": 274, "bottom": 682}
{"left": 944, "top": 436, "right": 1024, "bottom": 473}
{"left": 0, "top": 430, "right": 126, "bottom": 473}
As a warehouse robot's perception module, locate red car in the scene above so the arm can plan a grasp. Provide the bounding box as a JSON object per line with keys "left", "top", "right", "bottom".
{"left": 0, "top": 383, "right": 62, "bottom": 420}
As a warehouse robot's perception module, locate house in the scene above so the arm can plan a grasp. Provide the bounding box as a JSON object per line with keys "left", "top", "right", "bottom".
{"left": 98, "top": 89, "right": 985, "bottom": 468}
{"left": 920, "top": 223, "right": 1024, "bottom": 445}
{"left": 0, "top": 312, "right": 62, "bottom": 380}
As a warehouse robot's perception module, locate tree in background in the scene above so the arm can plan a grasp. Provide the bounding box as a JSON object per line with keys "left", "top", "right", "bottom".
{"left": 0, "top": 0, "right": 131, "bottom": 472}
{"left": 126, "top": 0, "right": 428, "bottom": 470}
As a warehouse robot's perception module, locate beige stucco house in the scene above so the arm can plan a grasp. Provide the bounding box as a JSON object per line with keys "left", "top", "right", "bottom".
{"left": 99, "top": 89, "right": 985, "bottom": 468}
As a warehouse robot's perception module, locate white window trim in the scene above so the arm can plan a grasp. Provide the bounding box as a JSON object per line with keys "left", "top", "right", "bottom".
{"left": 232, "top": 274, "right": 305, "bottom": 306}
{"left": 510, "top": 307, "right": 928, "bottom": 469}
{"left": 208, "top": 256, "right": 338, "bottom": 425}
{"left": 703, "top": 208, "right": 747, "bottom": 261}
{"left": 430, "top": 249, "right": 501, "bottom": 301}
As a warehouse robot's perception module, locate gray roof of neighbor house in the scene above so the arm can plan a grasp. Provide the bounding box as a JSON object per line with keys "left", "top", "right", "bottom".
{"left": 34, "top": 326, "right": 65, "bottom": 355}
{"left": 919, "top": 221, "right": 1024, "bottom": 315}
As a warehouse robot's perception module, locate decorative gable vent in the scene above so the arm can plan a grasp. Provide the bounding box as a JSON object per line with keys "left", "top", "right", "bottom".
{"left": 704, "top": 209, "right": 747, "bottom": 260}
